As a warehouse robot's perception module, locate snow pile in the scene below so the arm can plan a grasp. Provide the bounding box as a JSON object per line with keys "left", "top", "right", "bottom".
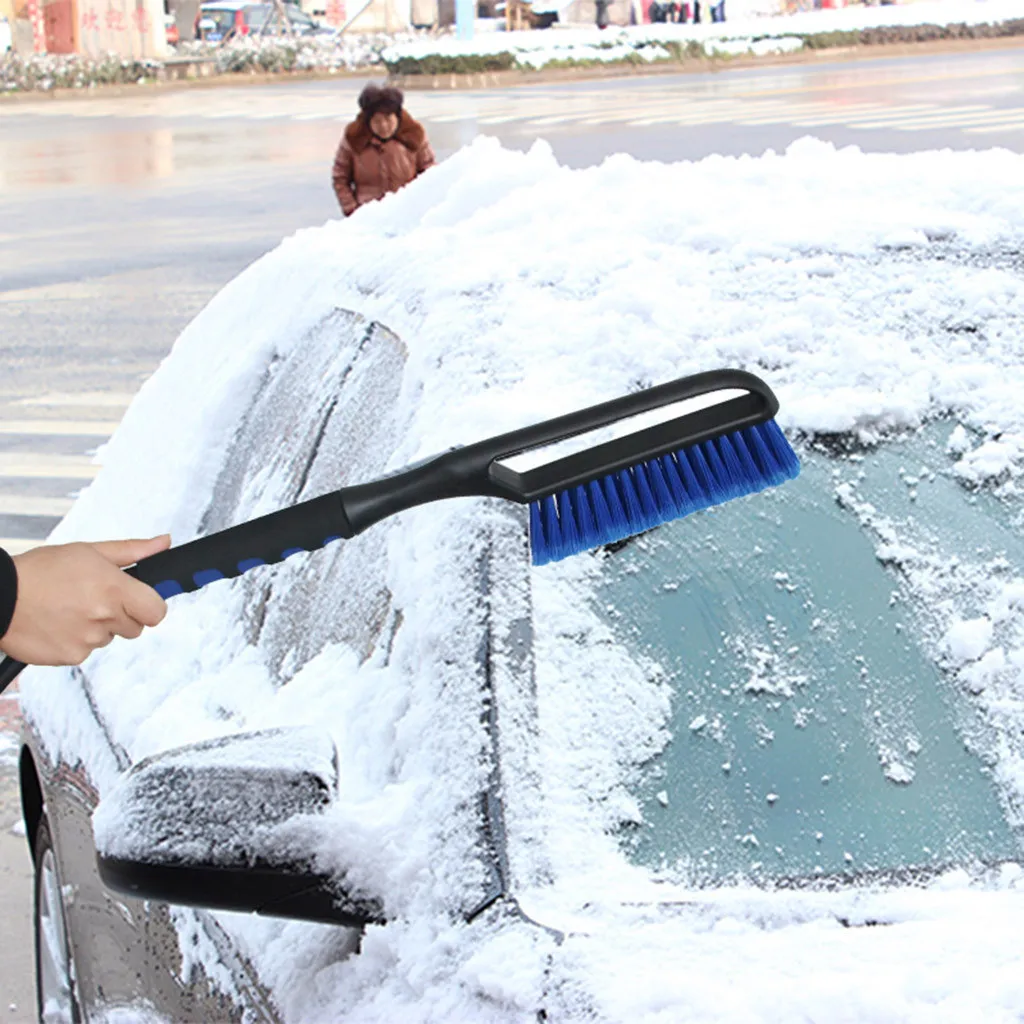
{"left": 18, "top": 136, "right": 1024, "bottom": 1020}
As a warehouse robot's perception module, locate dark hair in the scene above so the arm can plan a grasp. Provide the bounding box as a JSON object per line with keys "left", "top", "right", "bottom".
{"left": 358, "top": 83, "right": 403, "bottom": 122}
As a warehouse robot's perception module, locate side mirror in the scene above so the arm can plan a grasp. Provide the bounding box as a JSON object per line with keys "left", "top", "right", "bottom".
{"left": 94, "top": 727, "right": 384, "bottom": 927}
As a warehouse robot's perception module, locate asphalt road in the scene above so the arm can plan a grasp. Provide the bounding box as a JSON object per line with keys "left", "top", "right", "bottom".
{"left": 0, "top": 40, "right": 1022, "bottom": 1019}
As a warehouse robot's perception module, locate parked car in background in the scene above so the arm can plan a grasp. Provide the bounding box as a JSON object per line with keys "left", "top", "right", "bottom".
{"left": 194, "top": 0, "right": 331, "bottom": 40}
{"left": 164, "top": 12, "right": 180, "bottom": 45}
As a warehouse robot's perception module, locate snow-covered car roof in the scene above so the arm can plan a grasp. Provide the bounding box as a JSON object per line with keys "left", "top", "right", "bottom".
{"left": 20, "top": 136, "right": 1024, "bottom": 1021}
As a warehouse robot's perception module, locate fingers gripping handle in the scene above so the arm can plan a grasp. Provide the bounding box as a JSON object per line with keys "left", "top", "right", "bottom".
{"left": 127, "top": 491, "right": 354, "bottom": 597}
{"left": 0, "top": 491, "right": 353, "bottom": 695}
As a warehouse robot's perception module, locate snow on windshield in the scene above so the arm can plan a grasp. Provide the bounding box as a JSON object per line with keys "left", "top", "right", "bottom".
{"left": 18, "top": 136, "right": 1024, "bottom": 1021}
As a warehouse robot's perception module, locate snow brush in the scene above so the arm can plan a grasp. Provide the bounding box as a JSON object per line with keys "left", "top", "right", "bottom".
{"left": 0, "top": 368, "right": 798, "bottom": 693}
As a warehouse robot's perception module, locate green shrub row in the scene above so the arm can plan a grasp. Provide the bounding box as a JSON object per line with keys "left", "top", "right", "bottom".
{"left": 800, "top": 18, "right": 1024, "bottom": 50}
{"left": 383, "top": 51, "right": 517, "bottom": 75}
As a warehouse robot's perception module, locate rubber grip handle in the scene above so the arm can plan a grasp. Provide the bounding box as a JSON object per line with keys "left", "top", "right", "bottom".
{"left": 127, "top": 491, "right": 353, "bottom": 598}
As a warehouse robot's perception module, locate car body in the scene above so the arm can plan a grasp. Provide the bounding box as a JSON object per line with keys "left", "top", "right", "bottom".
{"left": 164, "top": 13, "right": 180, "bottom": 46}
{"left": 16, "top": 142, "right": 1024, "bottom": 1021}
{"left": 194, "top": 0, "right": 329, "bottom": 41}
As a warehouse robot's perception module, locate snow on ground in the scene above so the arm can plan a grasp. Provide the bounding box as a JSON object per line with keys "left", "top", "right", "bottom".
{"left": 18, "top": 137, "right": 1024, "bottom": 1020}
{"left": 383, "top": 0, "right": 1024, "bottom": 68}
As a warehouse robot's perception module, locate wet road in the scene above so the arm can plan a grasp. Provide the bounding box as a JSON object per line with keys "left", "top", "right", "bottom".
{"left": 2, "top": 44, "right": 1023, "bottom": 409}
{"left": 0, "top": 40, "right": 1023, "bottom": 1017}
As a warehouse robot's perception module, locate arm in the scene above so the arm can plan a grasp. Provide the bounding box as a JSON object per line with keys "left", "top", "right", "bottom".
{"left": 332, "top": 141, "right": 358, "bottom": 217}
{"left": 0, "top": 537, "right": 170, "bottom": 667}
{"left": 415, "top": 139, "right": 436, "bottom": 176}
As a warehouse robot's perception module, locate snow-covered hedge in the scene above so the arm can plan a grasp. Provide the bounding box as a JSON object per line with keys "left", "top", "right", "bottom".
{"left": 0, "top": 36, "right": 395, "bottom": 93}
{"left": 382, "top": 0, "right": 1024, "bottom": 74}
{"left": 176, "top": 33, "right": 399, "bottom": 74}
{"left": 0, "top": 51, "right": 163, "bottom": 91}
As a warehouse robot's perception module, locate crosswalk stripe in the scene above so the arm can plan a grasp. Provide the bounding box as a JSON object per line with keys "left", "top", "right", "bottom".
{"left": 0, "top": 496, "right": 74, "bottom": 516}
{"left": 0, "top": 420, "right": 120, "bottom": 436}
{"left": 897, "top": 109, "right": 1024, "bottom": 130}
{"left": 18, "top": 392, "right": 133, "bottom": 409}
{"left": 846, "top": 105, "right": 992, "bottom": 129}
{"left": 742, "top": 102, "right": 934, "bottom": 125}
{"left": 0, "top": 453, "right": 99, "bottom": 480}
{"left": 966, "top": 120, "right": 1024, "bottom": 134}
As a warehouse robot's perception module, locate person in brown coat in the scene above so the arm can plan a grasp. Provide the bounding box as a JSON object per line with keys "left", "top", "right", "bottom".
{"left": 332, "top": 83, "right": 436, "bottom": 217}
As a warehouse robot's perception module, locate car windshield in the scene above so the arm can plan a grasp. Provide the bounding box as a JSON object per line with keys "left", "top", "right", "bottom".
{"left": 593, "top": 421, "right": 1023, "bottom": 883}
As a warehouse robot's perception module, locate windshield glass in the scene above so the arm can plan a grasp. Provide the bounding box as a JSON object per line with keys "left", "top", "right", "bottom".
{"left": 594, "top": 422, "right": 1022, "bottom": 883}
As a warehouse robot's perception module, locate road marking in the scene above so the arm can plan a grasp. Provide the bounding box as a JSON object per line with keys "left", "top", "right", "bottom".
{"left": 17, "top": 392, "right": 133, "bottom": 409}
{"left": 845, "top": 105, "right": 992, "bottom": 128}
{"left": 0, "top": 454, "right": 99, "bottom": 480}
{"left": 0, "top": 496, "right": 74, "bottom": 517}
{"left": 897, "top": 108, "right": 1024, "bottom": 130}
{"left": 0, "top": 420, "right": 120, "bottom": 436}
{"left": 966, "top": 119, "right": 1024, "bottom": 133}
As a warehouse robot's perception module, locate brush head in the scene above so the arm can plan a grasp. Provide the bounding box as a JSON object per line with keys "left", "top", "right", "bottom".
{"left": 528, "top": 419, "right": 799, "bottom": 566}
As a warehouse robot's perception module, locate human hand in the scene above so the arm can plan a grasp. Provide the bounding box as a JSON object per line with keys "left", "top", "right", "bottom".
{"left": 1, "top": 536, "right": 171, "bottom": 666}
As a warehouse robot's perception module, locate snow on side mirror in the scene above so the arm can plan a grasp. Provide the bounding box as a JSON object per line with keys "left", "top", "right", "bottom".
{"left": 93, "top": 727, "right": 384, "bottom": 926}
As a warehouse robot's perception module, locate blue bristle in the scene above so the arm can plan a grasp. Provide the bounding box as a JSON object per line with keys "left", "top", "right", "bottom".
{"left": 687, "top": 443, "right": 723, "bottom": 504}
{"left": 728, "top": 431, "right": 764, "bottom": 490}
{"left": 762, "top": 419, "right": 801, "bottom": 479}
{"left": 632, "top": 463, "right": 661, "bottom": 523}
{"left": 541, "top": 495, "right": 562, "bottom": 561}
{"left": 588, "top": 479, "right": 616, "bottom": 545}
{"left": 573, "top": 483, "right": 599, "bottom": 539}
{"left": 556, "top": 489, "right": 583, "bottom": 557}
{"left": 600, "top": 474, "right": 629, "bottom": 534}
{"left": 616, "top": 468, "right": 648, "bottom": 534}
{"left": 529, "top": 501, "right": 547, "bottom": 556}
{"left": 529, "top": 419, "right": 799, "bottom": 566}
{"left": 714, "top": 434, "right": 749, "bottom": 494}
{"left": 701, "top": 438, "right": 734, "bottom": 499}
{"left": 669, "top": 449, "right": 707, "bottom": 509}
{"left": 659, "top": 453, "right": 690, "bottom": 509}
{"left": 647, "top": 458, "right": 677, "bottom": 517}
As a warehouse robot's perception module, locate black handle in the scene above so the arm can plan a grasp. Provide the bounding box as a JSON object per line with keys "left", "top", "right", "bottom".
{"left": 127, "top": 491, "right": 353, "bottom": 598}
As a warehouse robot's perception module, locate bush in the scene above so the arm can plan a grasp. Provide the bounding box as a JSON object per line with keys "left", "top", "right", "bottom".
{"left": 1, "top": 52, "right": 161, "bottom": 91}
{"left": 801, "top": 19, "right": 1024, "bottom": 50}
{"left": 382, "top": 51, "right": 517, "bottom": 75}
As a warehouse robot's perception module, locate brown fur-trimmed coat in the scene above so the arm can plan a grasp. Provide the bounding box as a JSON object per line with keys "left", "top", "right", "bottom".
{"left": 331, "top": 111, "right": 436, "bottom": 217}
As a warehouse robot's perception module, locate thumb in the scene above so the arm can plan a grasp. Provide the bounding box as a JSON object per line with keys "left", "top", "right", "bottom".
{"left": 93, "top": 534, "right": 172, "bottom": 568}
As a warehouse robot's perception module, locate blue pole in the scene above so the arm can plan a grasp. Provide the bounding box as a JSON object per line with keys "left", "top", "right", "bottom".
{"left": 456, "top": 0, "right": 474, "bottom": 39}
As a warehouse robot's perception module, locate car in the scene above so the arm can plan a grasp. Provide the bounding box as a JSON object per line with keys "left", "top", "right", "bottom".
{"left": 16, "top": 140, "right": 1024, "bottom": 1021}
{"left": 164, "top": 12, "right": 180, "bottom": 46}
{"left": 194, "top": 0, "right": 329, "bottom": 41}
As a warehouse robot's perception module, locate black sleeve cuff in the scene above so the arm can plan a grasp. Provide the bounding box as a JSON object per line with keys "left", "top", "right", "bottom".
{"left": 0, "top": 547, "right": 17, "bottom": 641}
